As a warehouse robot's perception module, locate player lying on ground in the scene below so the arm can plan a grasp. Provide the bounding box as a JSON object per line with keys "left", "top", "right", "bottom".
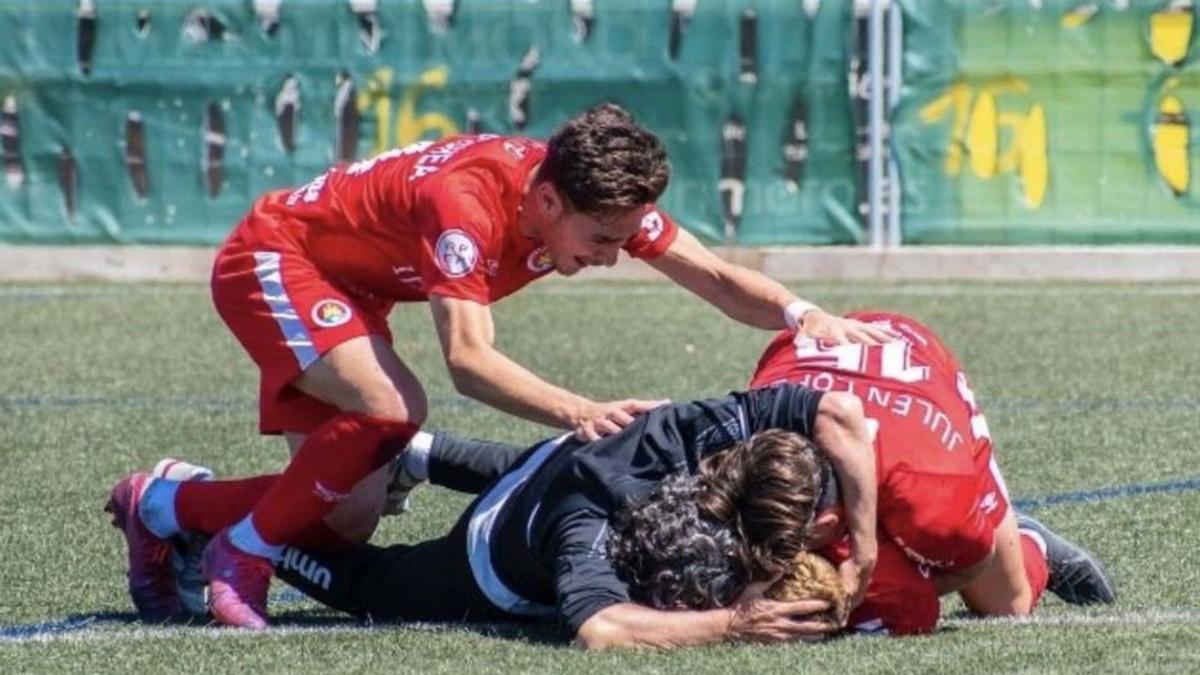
{"left": 118, "top": 386, "right": 862, "bottom": 646}
{"left": 748, "top": 310, "right": 1115, "bottom": 624}
{"left": 278, "top": 428, "right": 848, "bottom": 649}
{"left": 109, "top": 103, "right": 888, "bottom": 629}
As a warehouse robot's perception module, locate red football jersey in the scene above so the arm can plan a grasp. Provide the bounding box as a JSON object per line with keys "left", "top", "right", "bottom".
{"left": 237, "top": 135, "right": 678, "bottom": 306}
{"left": 751, "top": 311, "right": 1006, "bottom": 572}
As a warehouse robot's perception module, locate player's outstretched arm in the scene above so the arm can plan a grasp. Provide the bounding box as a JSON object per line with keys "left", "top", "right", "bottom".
{"left": 810, "top": 392, "right": 879, "bottom": 608}
{"left": 647, "top": 229, "right": 895, "bottom": 344}
{"left": 430, "top": 294, "right": 666, "bottom": 439}
{"left": 574, "top": 598, "right": 835, "bottom": 651}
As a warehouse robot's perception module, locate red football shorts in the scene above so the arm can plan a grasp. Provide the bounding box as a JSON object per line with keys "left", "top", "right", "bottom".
{"left": 880, "top": 448, "right": 1012, "bottom": 572}
{"left": 211, "top": 221, "right": 393, "bottom": 435}
{"left": 822, "top": 539, "right": 941, "bottom": 636}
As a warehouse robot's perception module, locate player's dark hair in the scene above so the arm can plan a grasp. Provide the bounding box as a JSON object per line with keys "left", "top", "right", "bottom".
{"left": 697, "top": 430, "right": 829, "bottom": 578}
{"left": 536, "top": 103, "right": 670, "bottom": 216}
{"left": 607, "top": 474, "right": 749, "bottom": 611}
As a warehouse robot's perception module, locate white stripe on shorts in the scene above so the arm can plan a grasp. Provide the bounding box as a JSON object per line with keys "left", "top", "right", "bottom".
{"left": 253, "top": 251, "right": 319, "bottom": 370}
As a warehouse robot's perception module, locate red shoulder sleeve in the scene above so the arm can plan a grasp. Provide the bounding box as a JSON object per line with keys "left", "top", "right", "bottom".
{"left": 622, "top": 207, "right": 679, "bottom": 260}
{"left": 412, "top": 170, "right": 500, "bottom": 304}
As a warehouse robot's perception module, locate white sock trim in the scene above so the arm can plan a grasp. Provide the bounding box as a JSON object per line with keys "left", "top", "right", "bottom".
{"left": 1020, "top": 528, "right": 1049, "bottom": 559}
{"left": 401, "top": 431, "right": 433, "bottom": 482}
{"left": 228, "top": 516, "right": 284, "bottom": 563}
{"left": 138, "top": 478, "right": 181, "bottom": 539}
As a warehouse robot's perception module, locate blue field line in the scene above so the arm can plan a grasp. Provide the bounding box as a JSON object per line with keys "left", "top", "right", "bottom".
{"left": 2, "top": 394, "right": 1199, "bottom": 414}
{"left": 0, "top": 612, "right": 125, "bottom": 641}
{"left": 987, "top": 399, "right": 1200, "bottom": 413}
{"left": 5, "top": 475, "right": 1200, "bottom": 642}
{"left": 1013, "top": 476, "right": 1200, "bottom": 512}
{"left": 0, "top": 394, "right": 482, "bottom": 411}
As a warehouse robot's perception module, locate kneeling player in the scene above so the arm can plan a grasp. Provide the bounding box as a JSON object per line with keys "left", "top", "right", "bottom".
{"left": 751, "top": 310, "right": 1114, "bottom": 625}
{"left": 383, "top": 309, "right": 1115, "bottom": 634}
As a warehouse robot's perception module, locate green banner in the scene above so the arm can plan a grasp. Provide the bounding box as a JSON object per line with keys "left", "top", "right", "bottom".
{"left": 897, "top": 0, "right": 1200, "bottom": 244}
{"left": 5, "top": 1, "right": 1193, "bottom": 247}
{"left": 0, "top": 0, "right": 866, "bottom": 246}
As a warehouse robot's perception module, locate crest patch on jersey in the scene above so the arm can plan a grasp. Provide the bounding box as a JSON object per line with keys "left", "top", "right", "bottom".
{"left": 503, "top": 140, "right": 527, "bottom": 159}
{"left": 527, "top": 246, "right": 554, "bottom": 273}
{"left": 311, "top": 299, "right": 352, "bottom": 328}
{"left": 640, "top": 210, "right": 664, "bottom": 242}
{"left": 435, "top": 229, "right": 479, "bottom": 278}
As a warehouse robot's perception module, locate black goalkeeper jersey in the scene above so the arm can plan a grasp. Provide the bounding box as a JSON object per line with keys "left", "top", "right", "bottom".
{"left": 275, "top": 383, "right": 824, "bottom": 636}
{"left": 468, "top": 383, "right": 825, "bottom": 634}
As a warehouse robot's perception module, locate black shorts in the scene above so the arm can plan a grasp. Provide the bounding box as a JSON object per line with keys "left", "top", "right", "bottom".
{"left": 275, "top": 516, "right": 516, "bottom": 624}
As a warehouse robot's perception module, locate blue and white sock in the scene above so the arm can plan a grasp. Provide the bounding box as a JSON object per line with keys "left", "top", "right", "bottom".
{"left": 138, "top": 478, "right": 182, "bottom": 539}
{"left": 228, "top": 516, "right": 284, "bottom": 563}
{"left": 400, "top": 431, "right": 434, "bottom": 482}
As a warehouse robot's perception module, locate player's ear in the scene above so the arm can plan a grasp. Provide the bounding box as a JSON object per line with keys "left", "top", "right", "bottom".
{"left": 808, "top": 508, "right": 845, "bottom": 547}
{"left": 535, "top": 180, "right": 565, "bottom": 219}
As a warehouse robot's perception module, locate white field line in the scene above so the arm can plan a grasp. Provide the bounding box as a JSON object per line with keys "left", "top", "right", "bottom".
{"left": 5, "top": 610, "right": 1200, "bottom": 645}
{"left": 0, "top": 621, "right": 455, "bottom": 645}
{"left": 942, "top": 609, "right": 1200, "bottom": 629}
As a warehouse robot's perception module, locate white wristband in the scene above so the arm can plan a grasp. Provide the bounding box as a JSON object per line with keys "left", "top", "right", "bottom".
{"left": 783, "top": 300, "right": 819, "bottom": 330}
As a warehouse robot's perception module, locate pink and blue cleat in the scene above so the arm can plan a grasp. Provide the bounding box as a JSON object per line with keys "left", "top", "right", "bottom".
{"left": 105, "top": 472, "right": 179, "bottom": 621}
{"left": 201, "top": 530, "right": 274, "bottom": 630}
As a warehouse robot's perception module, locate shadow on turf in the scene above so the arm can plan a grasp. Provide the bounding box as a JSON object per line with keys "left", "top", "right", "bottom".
{"left": 270, "top": 608, "right": 566, "bottom": 645}
{"left": 3, "top": 608, "right": 564, "bottom": 645}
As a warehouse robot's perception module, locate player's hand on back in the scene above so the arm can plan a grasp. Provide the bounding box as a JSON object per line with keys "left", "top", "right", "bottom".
{"left": 796, "top": 310, "right": 899, "bottom": 346}
{"left": 574, "top": 399, "right": 669, "bottom": 441}
{"left": 727, "top": 578, "right": 839, "bottom": 643}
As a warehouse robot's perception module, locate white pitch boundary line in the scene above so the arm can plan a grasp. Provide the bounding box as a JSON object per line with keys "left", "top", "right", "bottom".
{"left": 0, "top": 621, "right": 459, "bottom": 645}
{"left": 5, "top": 610, "right": 1200, "bottom": 645}
{"left": 942, "top": 609, "right": 1200, "bottom": 629}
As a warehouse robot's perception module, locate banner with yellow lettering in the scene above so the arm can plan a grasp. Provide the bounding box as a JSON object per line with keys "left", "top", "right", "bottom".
{"left": 0, "top": 0, "right": 865, "bottom": 246}
{"left": 2, "top": 1, "right": 1196, "bottom": 246}
{"left": 897, "top": 0, "right": 1199, "bottom": 243}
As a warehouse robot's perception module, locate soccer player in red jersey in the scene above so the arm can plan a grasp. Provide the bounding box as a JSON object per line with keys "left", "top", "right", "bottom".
{"left": 751, "top": 311, "right": 1114, "bottom": 632}
{"left": 107, "top": 104, "right": 890, "bottom": 628}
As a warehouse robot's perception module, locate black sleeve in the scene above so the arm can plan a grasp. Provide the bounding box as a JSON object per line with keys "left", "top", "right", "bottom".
{"left": 552, "top": 512, "right": 632, "bottom": 637}
{"left": 585, "top": 384, "right": 825, "bottom": 472}
{"left": 739, "top": 383, "right": 825, "bottom": 439}
{"left": 428, "top": 430, "right": 530, "bottom": 494}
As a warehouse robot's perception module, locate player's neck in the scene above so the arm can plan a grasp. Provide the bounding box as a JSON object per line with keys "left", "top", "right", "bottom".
{"left": 516, "top": 163, "right": 543, "bottom": 241}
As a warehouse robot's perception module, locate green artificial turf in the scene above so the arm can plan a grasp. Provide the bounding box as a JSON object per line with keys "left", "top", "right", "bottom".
{"left": 1, "top": 280, "right": 1197, "bottom": 673}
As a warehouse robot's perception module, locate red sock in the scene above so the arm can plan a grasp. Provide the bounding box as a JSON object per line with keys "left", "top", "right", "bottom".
{"left": 250, "top": 412, "right": 417, "bottom": 546}
{"left": 291, "top": 520, "right": 356, "bottom": 553}
{"left": 1020, "top": 531, "right": 1050, "bottom": 611}
{"left": 175, "top": 475, "right": 279, "bottom": 536}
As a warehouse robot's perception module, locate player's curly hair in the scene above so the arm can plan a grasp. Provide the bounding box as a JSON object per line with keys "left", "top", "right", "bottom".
{"left": 696, "top": 430, "right": 829, "bottom": 578}
{"left": 607, "top": 474, "right": 749, "bottom": 611}
{"left": 536, "top": 103, "right": 670, "bottom": 215}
